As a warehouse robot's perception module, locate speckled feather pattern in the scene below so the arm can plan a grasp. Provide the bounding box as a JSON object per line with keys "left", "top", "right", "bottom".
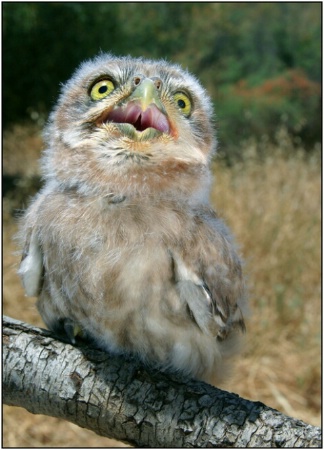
{"left": 18, "top": 54, "right": 248, "bottom": 385}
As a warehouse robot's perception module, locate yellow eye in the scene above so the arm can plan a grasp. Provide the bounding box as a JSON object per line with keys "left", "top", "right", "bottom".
{"left": 90, "top": 79, "right": 115, "bottom": 100}
{"left": 173, "top": 92, "right": 192, "bottom": 116}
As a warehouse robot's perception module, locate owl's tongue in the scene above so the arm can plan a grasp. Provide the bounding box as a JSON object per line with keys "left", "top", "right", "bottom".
{"left": 105, "top": 102, "right": 170, "bottom": 134}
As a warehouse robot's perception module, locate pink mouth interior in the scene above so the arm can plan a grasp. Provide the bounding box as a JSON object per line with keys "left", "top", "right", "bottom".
{"left": 103, "top": 102, "right": 170, "bottom": 134}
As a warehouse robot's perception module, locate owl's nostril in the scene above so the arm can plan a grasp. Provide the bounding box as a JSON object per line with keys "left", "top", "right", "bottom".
{"left": 133, "top": 76, "right": 162, "bottom": 90}
{"left": 154, "top": 80, "right": 162, "bottom": 90}
{"left": 133, "top": 76, "right": 142, "bottom": 86}
{"left": 152, "top": 77, "right": 162, "bottom": 90}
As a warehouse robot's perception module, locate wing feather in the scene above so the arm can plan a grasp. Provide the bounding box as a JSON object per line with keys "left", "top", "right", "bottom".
{"left": 18, "top": 227, "right": 44, "bottom": 297}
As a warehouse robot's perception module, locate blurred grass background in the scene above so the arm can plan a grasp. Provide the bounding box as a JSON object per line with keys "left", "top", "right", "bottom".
{"left": 3, "top": 2, "right": 321, "bottom": 447}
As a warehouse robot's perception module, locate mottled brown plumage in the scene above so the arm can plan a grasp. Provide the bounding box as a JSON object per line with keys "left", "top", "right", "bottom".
{"left": 18, "top": 54, "right": 248, "bottom": 385}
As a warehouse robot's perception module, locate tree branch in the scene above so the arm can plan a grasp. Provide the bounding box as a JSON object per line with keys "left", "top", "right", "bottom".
{"left": 3, "top": 315, "right": 321, "bottom": 448}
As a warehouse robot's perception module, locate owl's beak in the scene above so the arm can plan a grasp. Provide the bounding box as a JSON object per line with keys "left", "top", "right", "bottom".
{"left": 99, "top": 77, "right": 171, "bottom": 139}
{"left": 129, "top": 78, "right": 164, "bottom": 112}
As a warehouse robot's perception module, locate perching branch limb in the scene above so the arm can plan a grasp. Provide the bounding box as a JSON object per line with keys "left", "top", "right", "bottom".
{"left": 3, "top": 316, "right": 321, "bottom": 448}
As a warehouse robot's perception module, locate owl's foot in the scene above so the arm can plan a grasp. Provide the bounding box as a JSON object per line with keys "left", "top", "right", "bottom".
{"left": 63, "top": 318, "right": 84, "bottom": 344}
{"left": 52, "top": 317, "right": 84, "bottom": 345}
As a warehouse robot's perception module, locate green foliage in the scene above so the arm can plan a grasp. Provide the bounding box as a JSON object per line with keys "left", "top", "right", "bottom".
{"left": 216, "top": 70, "right": 321, "bottom": 162}
{"left": 3, "top": 2, "right": 321, "bottom": 159}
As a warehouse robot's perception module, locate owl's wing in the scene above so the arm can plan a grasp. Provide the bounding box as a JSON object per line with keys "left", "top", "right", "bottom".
{"left": 19, "top": 226, "right": 44, "bottom": 297}
{"left": 171, "top": 220, "right": 246, "bottom": 339}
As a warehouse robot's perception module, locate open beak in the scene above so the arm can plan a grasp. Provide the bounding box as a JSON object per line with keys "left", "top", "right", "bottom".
{"left": 99, "top": 79, "right": 171, "bottom": 138}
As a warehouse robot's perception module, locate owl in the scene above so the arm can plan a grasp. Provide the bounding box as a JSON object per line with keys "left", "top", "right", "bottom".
{"left": 18, "top": 54, "right": 247, "bottom": 385}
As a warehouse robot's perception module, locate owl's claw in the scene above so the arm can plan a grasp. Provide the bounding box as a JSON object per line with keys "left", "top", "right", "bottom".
{"left": 62, "top": 318, "right": 83, "bottom": 345}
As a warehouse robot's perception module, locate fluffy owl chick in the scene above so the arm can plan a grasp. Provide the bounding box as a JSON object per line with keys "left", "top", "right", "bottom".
{"left": 18, "top": 54, "right": 247, "bottom": 385}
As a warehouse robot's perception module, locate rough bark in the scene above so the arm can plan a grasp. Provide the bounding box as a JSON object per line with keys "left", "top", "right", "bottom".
{"left": 3, "top": 315, "right": 321, "bottom": 448}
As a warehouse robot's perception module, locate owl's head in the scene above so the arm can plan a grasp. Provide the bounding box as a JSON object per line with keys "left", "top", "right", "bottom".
{"left": 43, "top": 54, "right": 216, "bottom": 199}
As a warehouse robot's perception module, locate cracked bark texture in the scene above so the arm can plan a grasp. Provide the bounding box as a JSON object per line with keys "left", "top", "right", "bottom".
{"left": 3, "top": 316, "right": 321, "bottom": 448}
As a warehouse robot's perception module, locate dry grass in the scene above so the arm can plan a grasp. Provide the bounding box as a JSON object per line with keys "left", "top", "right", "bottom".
{"left": 3, "top": 125, "right": 321, "bottom": 447}
{"left": 211, "top": 130, "right": 321, "bottom": 426}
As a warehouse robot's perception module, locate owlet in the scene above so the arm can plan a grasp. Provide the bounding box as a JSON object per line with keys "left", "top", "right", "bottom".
{"left": 18, "top": 54, "right": 247, "bottom": 385}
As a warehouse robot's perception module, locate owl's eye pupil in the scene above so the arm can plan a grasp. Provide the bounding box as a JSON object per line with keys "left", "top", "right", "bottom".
{"left": 99, "top": 85, "right": 108, "bottom": 94}
{"left": 178, "top": 99, "right": 186, "bottom": 109}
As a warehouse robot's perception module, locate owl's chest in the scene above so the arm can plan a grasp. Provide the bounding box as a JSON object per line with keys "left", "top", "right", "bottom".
{"left": 40, "top": 194, "right": 190, "bottom": 273}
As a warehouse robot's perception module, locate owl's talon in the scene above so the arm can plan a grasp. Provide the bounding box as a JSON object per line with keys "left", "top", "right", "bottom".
{"left": 62, "top": 318, "right": 82, "bottom": 345}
